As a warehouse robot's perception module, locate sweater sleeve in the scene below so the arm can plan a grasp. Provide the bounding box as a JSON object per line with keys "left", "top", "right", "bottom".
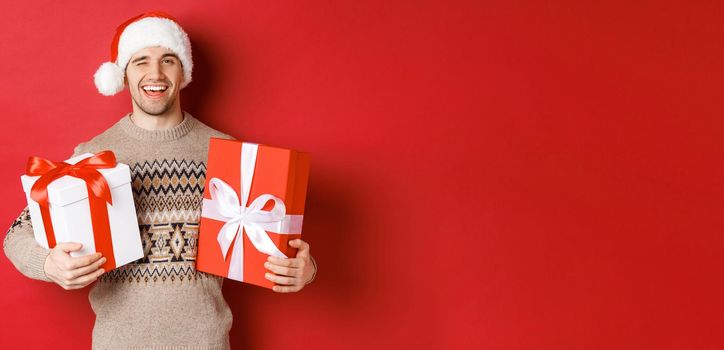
{"left": 3, "top": 144, "right": 86, "bottom": 282}
{"left": 3, "top": 207, "right": 52, "bottom": 282}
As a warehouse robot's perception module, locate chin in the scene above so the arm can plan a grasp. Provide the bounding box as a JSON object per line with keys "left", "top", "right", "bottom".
{"left": 142, "top": 106, "right": 172, "bottom": 116}
{"left": 135, "top": 99, "right": 176, "bottom": 116}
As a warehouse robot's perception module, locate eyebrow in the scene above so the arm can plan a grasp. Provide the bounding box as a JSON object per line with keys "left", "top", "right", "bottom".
{"left": 130, "top": 53, "right": 180, "bottom": 64}
{"left": 131, "top": 56, "right": 149, "bottom": 64}
{"left": 161, "top": 53, "right": 180, "bottom": 61}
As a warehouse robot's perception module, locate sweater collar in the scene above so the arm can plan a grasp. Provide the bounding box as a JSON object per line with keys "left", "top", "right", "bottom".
{"left": 119, "top": 111, "right": 197, "bottom": 142}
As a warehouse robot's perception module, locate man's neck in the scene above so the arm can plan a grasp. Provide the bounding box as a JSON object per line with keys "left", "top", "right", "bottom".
{"left": 130, "top": 106, "right": 184, "bottom": 130}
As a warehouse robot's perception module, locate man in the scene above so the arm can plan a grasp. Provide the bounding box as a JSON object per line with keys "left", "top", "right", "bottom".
{"left": 3, "top": 11, "right": 317, "bottom": 349}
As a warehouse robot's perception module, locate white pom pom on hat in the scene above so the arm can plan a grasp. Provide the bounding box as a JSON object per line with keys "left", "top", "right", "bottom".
{"left": 94, "top": 11, "right": 193, "bottom": 96}
{"left": 94, "top": 62, "right": 125, "bottom": 96}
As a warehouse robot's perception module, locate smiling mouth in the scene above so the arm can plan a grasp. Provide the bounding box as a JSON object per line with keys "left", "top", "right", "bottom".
{"left": 141, "top": 84, "right": 169, "bottom": 99}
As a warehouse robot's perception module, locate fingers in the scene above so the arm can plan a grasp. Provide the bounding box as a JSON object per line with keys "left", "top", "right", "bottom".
{"left": 265, "top": 254, "right": 312, "bottom": 292}
{"left": 66, "top": 268, "right": 105, "bottom": 290}
{"left": 66, "top": 252, "right": 103, "bottom": 270}
{"left": 45, "top": 247, "right": 106, "bottom": 290}
{"left": 68, "top": 256, "right": 107, "bottom": 279}
{"left": 264, "top": 260, "right": 301, "bottom": 277}
{"left": 272, "top": 285, "right": 304, "bottom": 293}
{"left": 265, "top": 251, "right": 316, "bottom": 293}
{"left": 288, "top": 239, "right": 310, "bottom": 257}
{"left": 265, "top": 273, "right": 296, "bottom": 286}
{"left": 267, "top": 256, "right": 302, "bottom": 268}
{"left": 56, "top": 242, "right": 83, "bottom": 253}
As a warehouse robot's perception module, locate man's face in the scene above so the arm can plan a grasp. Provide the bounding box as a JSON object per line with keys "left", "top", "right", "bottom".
{"left": 125, "top": 46, "right": 184, "bottom": 116}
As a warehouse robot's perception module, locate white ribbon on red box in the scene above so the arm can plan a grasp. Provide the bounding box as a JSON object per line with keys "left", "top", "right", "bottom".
{"left": 201, "top": 143, "right": 303, "bottom": 281}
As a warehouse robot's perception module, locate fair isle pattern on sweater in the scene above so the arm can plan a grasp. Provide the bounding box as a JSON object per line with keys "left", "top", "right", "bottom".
{"left": 101, "top": 158, "right": 210, "bottom": 284}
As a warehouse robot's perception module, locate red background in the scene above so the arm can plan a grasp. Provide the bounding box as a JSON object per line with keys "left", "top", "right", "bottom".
{"left": 1, "top": 1, "right": 722, "bottom": 349}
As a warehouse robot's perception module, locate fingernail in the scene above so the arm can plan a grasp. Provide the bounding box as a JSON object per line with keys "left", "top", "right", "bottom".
{"left": 265, "top": 273, "right": 271, "bottom": 279}
{"left": 101, "top": 257, "right": 107, "bottom": 263}
{"left": 264, "top": 262, "right": 270, "bottom": 268}
{"left": 267, "top": 256, "right": 274, "bottom": 262}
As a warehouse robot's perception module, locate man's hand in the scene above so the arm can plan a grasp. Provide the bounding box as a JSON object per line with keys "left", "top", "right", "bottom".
{"left": 44, "top": 242, "right": 106, "bottom": 290}
{"left": 264, "top": 239, "right": 317, "bottom": 293}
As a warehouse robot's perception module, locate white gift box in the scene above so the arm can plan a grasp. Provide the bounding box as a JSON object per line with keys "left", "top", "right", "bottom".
{"left": 20, "top": 153, "right": 143, "bottom": 269}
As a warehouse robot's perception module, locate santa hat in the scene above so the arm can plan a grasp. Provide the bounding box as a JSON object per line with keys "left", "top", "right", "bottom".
{"left": 94, "top": 11, "right": 193, "bottom": 96}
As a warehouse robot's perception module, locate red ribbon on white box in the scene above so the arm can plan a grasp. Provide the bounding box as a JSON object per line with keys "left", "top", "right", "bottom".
{"left": 201, "top": 143, "right": 303, "bottom": 281}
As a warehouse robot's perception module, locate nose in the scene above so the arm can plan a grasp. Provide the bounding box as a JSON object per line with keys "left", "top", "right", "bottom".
{"left": 146, "top": 60, "right": 164, "bottom": 80}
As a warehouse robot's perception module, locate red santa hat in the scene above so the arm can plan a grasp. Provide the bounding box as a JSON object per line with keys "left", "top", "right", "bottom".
{"left": 94, "top": 11, "right": 193, "bottom": 96}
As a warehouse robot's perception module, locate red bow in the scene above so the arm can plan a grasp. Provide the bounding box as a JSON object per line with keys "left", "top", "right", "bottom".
{"left": 27, "top": 151, "right": 117, "bottom": 207}
{"left": 26, "top": 151, "right": 118, "bottom": 269}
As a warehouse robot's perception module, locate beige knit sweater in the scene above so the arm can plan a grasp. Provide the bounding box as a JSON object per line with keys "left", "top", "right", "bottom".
{"left": 4, "top": 113, "right": 234, "bottom": 349}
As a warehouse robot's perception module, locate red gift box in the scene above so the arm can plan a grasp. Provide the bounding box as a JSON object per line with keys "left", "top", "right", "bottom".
{"left": 197, "top": 138, "right": 310, "bottom": 289}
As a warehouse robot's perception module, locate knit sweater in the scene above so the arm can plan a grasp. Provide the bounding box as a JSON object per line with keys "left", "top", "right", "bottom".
{"left": 4, "top": 113, "right": 234, "bottom": 350}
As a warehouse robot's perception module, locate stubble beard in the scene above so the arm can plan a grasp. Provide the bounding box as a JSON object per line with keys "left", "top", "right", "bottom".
{"left": 131, "top": 91, "right": 176, "bottom": 116}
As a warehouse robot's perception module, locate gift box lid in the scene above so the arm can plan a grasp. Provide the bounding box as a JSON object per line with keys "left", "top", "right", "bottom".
{"left": 20, "top": 153, "right": 132, "bottom": 207}
{"left": 206, "top": 138, "right": 311, "bottom": 215}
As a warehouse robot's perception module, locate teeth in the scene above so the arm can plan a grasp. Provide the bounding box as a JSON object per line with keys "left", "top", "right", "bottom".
{"left": 143, "top": 86, "right": 167, "bottom": 91}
